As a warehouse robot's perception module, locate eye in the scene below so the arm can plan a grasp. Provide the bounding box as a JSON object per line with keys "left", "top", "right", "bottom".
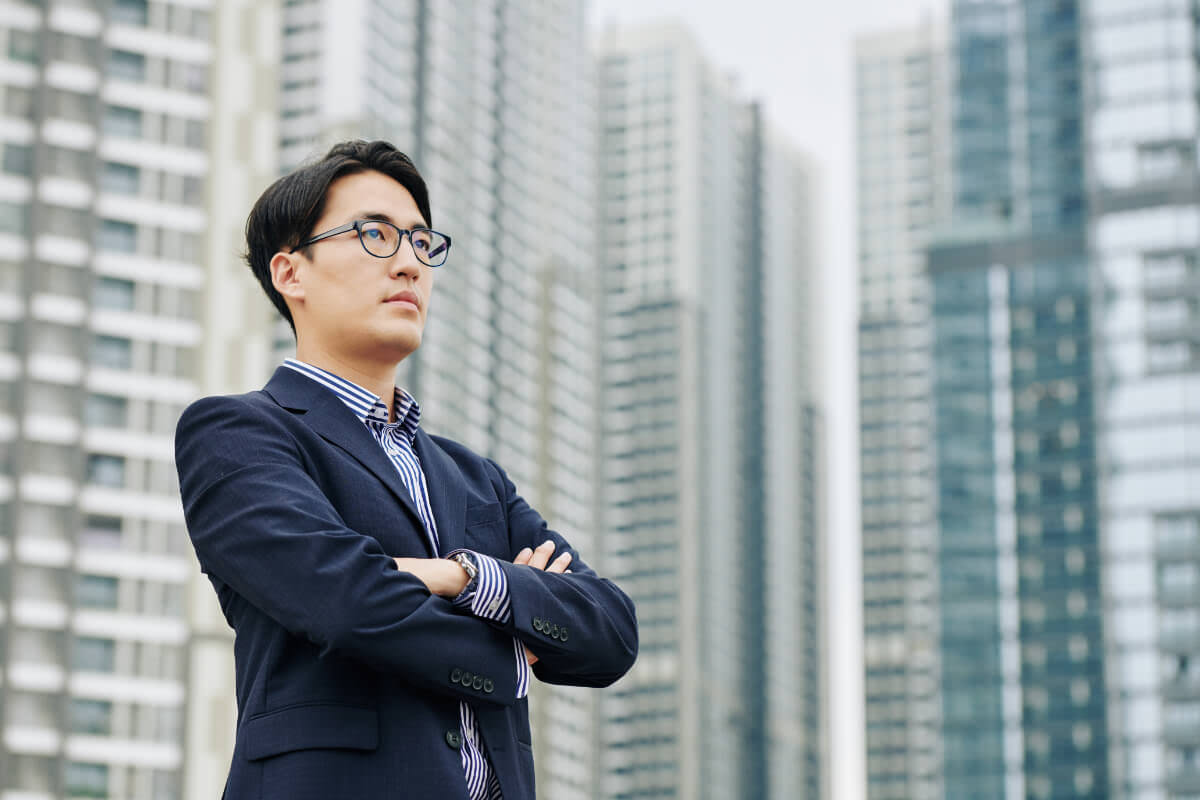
{"left": 411, "top": 231, "right": 432, "bottom": 251}
{"left": 361, "top": 225, "right": 385, "bottom": 240}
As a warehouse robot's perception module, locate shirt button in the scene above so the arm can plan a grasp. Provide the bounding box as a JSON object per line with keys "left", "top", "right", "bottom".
{"left": 445, "top": 730, "right": 462, "bottom": 750}
{"left": 487, "top": 598, "right": 501, "bottom": 614}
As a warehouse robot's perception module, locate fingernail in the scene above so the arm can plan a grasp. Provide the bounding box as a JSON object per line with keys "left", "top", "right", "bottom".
{"left": 540, "top": 539, "right": 554, "bottom": 548}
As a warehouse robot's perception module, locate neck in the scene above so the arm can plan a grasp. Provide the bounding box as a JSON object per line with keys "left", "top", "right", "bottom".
{"left": 294, "top": 341, "right": 402, "bottom": 422}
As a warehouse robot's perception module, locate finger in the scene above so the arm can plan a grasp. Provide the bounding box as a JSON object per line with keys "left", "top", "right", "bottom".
{"left": 525, "top": 646, "right": 538, "bottom": 665}
{"left": 527, "top": 539, "right": 556, "bottom": 571}
{"left": 513, "top": 547, "right": 533, "bottom": 565}
{"left": 546, "top": 551, "right": 573, "bottom": 574}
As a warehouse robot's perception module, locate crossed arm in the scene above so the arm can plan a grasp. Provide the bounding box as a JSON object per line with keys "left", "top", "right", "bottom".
{"left": 177, "top": 395, "right": 637, "bottom": 706}
{"left": 396, "top": 541, "right": 572, "bottom": 665}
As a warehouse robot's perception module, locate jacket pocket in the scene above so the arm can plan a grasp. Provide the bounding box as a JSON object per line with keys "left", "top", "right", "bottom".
{"left": 243, "top": 703, "right": 378, "bottom": 761}
{"left": 465, "top": 502, "right": 503, "bottom": 527}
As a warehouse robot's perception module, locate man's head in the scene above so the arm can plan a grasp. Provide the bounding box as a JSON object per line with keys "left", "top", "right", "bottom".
{"left": 245, "top": 140, "right": 441, "bottom": 364}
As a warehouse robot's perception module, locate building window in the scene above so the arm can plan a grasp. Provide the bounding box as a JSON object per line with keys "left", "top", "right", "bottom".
{"left": 92, "top": 276, "right": 136, "bottom": 310}
{"left": 91, "top": 335, "right": 132, "bottom": 369}
{"left": 0, "top": 201, "right": 29, "bottom": 235}
{"left": 7, "top": 28, "right": 39, "bottom": 64}
{"left": 2, "top": 143, "right": 32, "bottom": 176}
{"left": 84, "top": 393, "right": 128, "bottom": 427}
{"left": 97, "top": 219, "right": 136, "bottom": 253}
{"left": 107, "top": 49, "right": 145, "bottom": 82}
{"left": 102, "top": 105, "right": 142, "bottom": 139}
{"left": 72, "top": 637, "right": 115, "bottom": 673}
{"left": 111, "top": 0, "right": 149, "bottom": 26}
{"left": 101, "top": 162, "right": 139, "bottom": 195}
{"left": 81, "top": 514, "right": 123, "bottom": 549}
{"left": 76, "top": 575, "right": 119, "bottom": 609}
{"left": 86, "top": 454, "right": 125, "bottom": 488}
{"left": 69, "top": 698, "right": 112, "bottom": 735}
{"left": 65, "top": 762, "right": 108, "bottom": 798}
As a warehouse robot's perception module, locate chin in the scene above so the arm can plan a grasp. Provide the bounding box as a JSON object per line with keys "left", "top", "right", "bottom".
{"left": 380, "top": 330, "right": 422, "bottom": 361}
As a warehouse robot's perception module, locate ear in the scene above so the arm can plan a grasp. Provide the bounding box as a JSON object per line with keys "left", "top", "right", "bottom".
{"left": 269, "top": 250, "right": 305, "bottom": 309}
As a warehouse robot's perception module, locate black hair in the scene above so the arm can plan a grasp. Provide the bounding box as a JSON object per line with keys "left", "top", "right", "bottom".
{"left": 243, "top": 139, "right": 432, "bottom": 334}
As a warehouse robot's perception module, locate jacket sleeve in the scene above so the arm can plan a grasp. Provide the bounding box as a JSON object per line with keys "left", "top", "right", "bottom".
{"left": 175, "top": 395, "right": 521, "bottom": 706}
{"left": 482, "top": 459, "right": 639, "bottom": 688}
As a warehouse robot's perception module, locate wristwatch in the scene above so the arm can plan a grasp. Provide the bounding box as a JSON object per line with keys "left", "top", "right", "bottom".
{"left": 452, "top": 552, "right": 478, "bottom": 583}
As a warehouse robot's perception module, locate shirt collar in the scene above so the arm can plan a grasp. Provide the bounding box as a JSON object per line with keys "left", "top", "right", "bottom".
{"left": 282, "top": 358, "right": 421, "bottom": 443}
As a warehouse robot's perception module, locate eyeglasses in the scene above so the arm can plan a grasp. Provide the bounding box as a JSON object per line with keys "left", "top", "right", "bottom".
{"left": 293, "top": 219, "right": 452, "bottom": 267}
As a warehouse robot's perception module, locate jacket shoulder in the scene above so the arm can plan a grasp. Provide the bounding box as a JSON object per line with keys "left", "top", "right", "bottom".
{"left": 176, "top": 389, "right": 282, "bottom": 439}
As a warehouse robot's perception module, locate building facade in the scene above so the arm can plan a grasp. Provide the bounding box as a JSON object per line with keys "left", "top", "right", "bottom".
{"left": 861, "top": 1, "right": 1200, "bottom": 798}
{"left": 0, "top": 0, "right": 213, "bottom": 797}
{"left": 597, "top": 22, "right": 825, "bottom": 800}
{"left": 854, "top": 19, "right": 951, "bottom": 800}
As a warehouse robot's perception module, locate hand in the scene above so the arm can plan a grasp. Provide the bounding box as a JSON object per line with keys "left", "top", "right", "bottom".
{"left": 393, "top": 557, "right": 470, "bottom": 598}
{"left": 514, "top": 540, "right": 572, "bottom": 665}
{"left": 514, "top": 539, "right": 573, "bottom": 573}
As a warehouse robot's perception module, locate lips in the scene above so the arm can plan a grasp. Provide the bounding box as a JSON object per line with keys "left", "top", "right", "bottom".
{"left": 385, "top": 290, "right": 420, "bottom": 310}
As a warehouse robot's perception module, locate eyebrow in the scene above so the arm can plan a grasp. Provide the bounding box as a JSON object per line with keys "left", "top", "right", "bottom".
{"left": 356, "top": 211, "right": 427, "bottom": 228}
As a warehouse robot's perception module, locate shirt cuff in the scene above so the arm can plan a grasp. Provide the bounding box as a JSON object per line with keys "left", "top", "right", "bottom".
{"left": 447, "top": 550, "right": 512, "bottom": 623}
{"left": 513, "top": 636, "right": 530, "bottom": 699}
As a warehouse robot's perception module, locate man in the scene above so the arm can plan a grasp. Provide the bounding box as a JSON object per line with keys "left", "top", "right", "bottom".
{"left": 175, "top": 139, "right": 638, "bottom": 799}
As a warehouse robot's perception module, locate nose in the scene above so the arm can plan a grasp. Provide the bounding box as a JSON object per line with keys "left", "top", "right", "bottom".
{"left": 389, "top": 234, "right": 423, "bottom": 280}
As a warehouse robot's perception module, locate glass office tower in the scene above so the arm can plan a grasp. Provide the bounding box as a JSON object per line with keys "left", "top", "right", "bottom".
{"left": 597, "top": 22, "right": 825, "bottom": 800}
{"left": 910, "top": 0, "right": 1200, "bottom": 798}
{"left": 854, "top": 19, "right": 951, "bottom": 800}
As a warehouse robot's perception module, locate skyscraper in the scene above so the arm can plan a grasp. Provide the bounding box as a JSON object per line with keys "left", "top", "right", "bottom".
{"left": 859, "top": 1, "right": 1200, "bottom": 798}
{"left": 275, "top": 2, "right": 603, "bottom": 796}
{"left": 182, "top": 1, "right": 280, "bottom": 798}
{"left": 0, "top": 1, "right": 213, "bottom": 797}
{"left": 596, "top": 21, "right": 825, "bottom": 800}
{"left": 853, "top": 19, "right": 951, "bottom": 800}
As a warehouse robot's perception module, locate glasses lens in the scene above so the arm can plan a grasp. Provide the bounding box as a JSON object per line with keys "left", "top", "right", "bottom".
{"left": 359, "top": 221, "right": 400, "bottom": 257}
{"left": 411, "top": 229, "right": 449, "bottom": 266}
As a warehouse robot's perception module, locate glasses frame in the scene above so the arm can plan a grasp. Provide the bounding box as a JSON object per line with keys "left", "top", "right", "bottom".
{"left": 292, "top": 219, "right": 451, "bottom": 267}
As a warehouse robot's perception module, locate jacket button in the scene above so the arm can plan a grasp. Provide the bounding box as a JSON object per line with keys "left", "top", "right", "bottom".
{"left": 560, "top": 627, "right": 569, "bottom": 642}
{"left": 472, "top": 675, "right": 484, "bottom": 690}
{"left": 445, "top": 730, "right": 462, "bottom": 750}
{"left": 533, "top": 617, "right": 544, "bottom": 632}
{"left": 483, "top": 678, "right": 494, "bottom": 694}
{"left": 450, "top": 668, "right": 463, "bottom": 683}
{"left": 551, "top": 624, "right": 560, "bottom": 640}
{"left": 461, "top": 671, "right": 473, "bottom": 686}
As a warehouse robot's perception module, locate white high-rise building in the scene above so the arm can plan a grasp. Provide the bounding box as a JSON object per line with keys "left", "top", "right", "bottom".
{"left": 275, "top": 2, "right": 602, "bottom": 796}
{"left": 853, "top": 19, "right": 951, "bottom": 800}
{"left": 0, "top": 0, "right": 215, "bottom": 797}
{"left": 182, "top": 1, "right": 280, "bottom": 799}
{"left": 597, "top": 22, "right": 825, "bottom": 800}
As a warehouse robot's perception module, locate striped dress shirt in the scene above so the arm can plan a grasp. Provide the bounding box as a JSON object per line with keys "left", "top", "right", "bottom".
{"left": 283, "top": 359, "right": 528, "bottom": 800}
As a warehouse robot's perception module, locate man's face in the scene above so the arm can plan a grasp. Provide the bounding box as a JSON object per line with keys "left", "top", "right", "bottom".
{"left": 281, "top": 170, "right": 435, "bottom": 363}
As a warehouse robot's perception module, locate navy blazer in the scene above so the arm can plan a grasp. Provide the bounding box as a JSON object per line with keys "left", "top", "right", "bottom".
{"left": 175, "top": 366, "right": 638, "bottom": 799}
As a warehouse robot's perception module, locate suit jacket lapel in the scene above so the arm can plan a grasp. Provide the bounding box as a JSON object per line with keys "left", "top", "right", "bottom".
{"left": 263, "top": 367, "right": 430, "bottom": 552}
{"left": 413, "top": 429, "right": 467, "bottom": 555}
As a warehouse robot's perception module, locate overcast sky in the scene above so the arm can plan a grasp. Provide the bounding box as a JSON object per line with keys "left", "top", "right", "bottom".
{"left": 588, "top": 2, "right": 945, "bottom": 797}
